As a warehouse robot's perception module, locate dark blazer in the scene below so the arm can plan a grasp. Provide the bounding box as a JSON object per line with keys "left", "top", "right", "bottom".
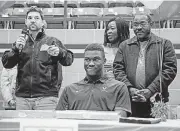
{"left": 113, "top": 33, "right": 177, "bottom": 102}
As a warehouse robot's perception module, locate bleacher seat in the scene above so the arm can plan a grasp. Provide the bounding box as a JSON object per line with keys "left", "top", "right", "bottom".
{"left": 12, "top": 8, "right": 28, "bottom": 16}
{"left": 67, "top": 1, "right": 79, "bottom": 8}
{"left": 42, "top": 8, "right": 72, "bottom": 29}
{"left": 26, "top": 2, "right": 52, "bottom": 8}
{"left": 134, "top": 1, "right": 144, "bottom": 7}
{"left": 133, "top": 7, "right": 152, "bottom": 15}
{"left": 152, "top": 21, "right": 164, "bottom": 29}
{"left": 2, "top": 8, "right": 13, "bottom": 16}
{"left": 9, "top": 1, "right": 26, "bottom": 8}
{"left": 43, "top": 8, "right": 72, "bottom": 17}
{"left": 54, "top": 1, "right": 79, "bottom": 8}
{"left": 103, "top": 7, "right": 133, "bottom": 29}
{"left": 103, "top": 7, "right": 133, "bottom": 17}
{"left": 173, "top": 20, "right": 180, "bottom": 28}
{"left": 1, "top": 8, "right": 14, "bottom": 29}
{"left": 80, "top": 1, "right": 107, "bottom": 8}
{"left": 0, "top": 22, "right": 4, "bottom": 29}
{"left": 169, "top": 14, "right": 180, "bottom": 28}
{"left": 72, "top": 8, "right": 103, "bottom": 16}
{"left": 71, "top": 8, "right": 103, "bottom": 29}
{"left": 54, "top": 2, "right": 64, "bottom": 8}
{"left": 108, "top": 1, "right": 134, "bottom": 8}
{"left": 10, "top": 3, "right": 25, "bottom": 8}
{"left": 11, "top": 8, "right": 28, "bottom": 29}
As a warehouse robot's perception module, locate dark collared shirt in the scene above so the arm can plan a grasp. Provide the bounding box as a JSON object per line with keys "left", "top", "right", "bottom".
{"left": 56, "top": 74, "right": 131, "bottom": 114}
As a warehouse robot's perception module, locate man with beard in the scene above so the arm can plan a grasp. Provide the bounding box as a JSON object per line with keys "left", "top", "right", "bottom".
{"left": 2, "top": 6, "right": 74, "bottom": 110}
{"left": 56, "top": 43, "right": 131, "bottom": 117}
{"left": 113, "top": 13, "right": 177, "bottom": 118}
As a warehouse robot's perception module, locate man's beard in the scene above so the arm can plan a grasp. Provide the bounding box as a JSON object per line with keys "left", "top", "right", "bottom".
{"left": 29, "top": 24, "right": 40, "bottom": 31}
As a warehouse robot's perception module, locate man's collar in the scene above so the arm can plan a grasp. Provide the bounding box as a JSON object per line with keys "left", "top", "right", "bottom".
{"left": 83, "top": 74, "right": 109, "bottom": 84}
{"left": 127, "top": 33, "right": 162, "bottom": 45}
{"left": 28, "top": 31, "right": 45, "bottom": 42}
{"left": 36, "top": 31, "right": 45, "bottom": 40}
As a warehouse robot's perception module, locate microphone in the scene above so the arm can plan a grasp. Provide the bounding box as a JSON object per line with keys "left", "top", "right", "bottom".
{"left": 19, "top": 28, "right": 29, "bottom": 53}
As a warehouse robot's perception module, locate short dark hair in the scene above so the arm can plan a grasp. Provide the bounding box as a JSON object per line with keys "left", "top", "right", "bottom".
{"left": 133, "top": 13, "right": 153, "bottom": 24}
{"left": 26, "top": 6, "right": 44, "bottom": 20}
{"left": 104, "top": 16, "right": 130, "bottom": 46}
{"left": 84, "top": 43, "right": 105, "bottom": 58}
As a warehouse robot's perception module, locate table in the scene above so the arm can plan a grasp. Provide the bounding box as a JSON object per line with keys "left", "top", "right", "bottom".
{"left": 0, "top": 118, "right": 180, "bottom": 131}
{"left": 0, "top": 110, "right": 180, "bottom": 131}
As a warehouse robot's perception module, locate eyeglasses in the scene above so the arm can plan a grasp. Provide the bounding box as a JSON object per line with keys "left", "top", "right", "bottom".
{"left": 133, "top": 21, "right": 149, "bottom": 28}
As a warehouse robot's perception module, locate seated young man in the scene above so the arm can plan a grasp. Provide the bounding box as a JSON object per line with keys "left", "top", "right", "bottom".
{"left": 56, "top": 43, "right": 131, "bottom": 117}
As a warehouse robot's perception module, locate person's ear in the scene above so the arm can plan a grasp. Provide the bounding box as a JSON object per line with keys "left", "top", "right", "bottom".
{"left": 149, "top": 21, "right": 153, "bottom": 27}
{"left": 25, "top": 19, "right": 27, "bottom": 26}
{"left": 42, "top": 20, "right": 47, "bottom": 29}
{"left": 104, "top": 58, "right": 107, "bottom": 64}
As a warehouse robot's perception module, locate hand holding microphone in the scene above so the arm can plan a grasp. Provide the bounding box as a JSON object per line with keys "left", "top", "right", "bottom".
{"left": 15, "top": 34, "right": 26, "bottom": 52}
{"left": 15, "top": 29, "right": 29, "bottom": 53}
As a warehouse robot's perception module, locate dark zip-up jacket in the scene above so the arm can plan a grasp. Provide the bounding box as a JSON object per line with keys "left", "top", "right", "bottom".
{"left": 113, "top": 33, "right": 177, "bottom": 102}
{"left": 2, "top": 31, "right": 74, "bottom": 98}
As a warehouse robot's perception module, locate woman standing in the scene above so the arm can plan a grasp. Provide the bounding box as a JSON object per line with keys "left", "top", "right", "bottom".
{"left": 103, "top": 17, "right": 130, "bottom": 77}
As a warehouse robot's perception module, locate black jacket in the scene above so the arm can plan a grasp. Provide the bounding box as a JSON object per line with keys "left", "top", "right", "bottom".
{"left": 113, "top": 33, "right": 177, "bottom": 102}
{"left": 2, "top": 31, "right": 74, "bottom": 98}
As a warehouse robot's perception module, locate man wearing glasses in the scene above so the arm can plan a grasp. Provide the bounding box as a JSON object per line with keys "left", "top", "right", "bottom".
{"left": 113, "top": 13, "right": 177, "bottom": 118}
{"left": 2, "top": 6, "right": 74, "bottom": 110}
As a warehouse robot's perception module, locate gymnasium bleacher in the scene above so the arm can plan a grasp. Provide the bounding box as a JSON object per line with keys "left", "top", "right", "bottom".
{"left": 0, "top": 0, "right": 160, "bottom": 29}
{"left": 1, "top": 1, "right": 180, "bottom": 29}
{"left": 0, "top": 0, "right": 180, "bottom": 115}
